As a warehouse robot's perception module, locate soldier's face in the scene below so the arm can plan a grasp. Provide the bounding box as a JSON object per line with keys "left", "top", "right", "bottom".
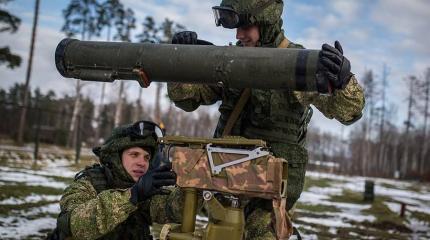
{"left": 236, "top": 25, "right": 260, "bottom": 47}
{"left": 121, "top": 147, "right": 151, "bottom": 182}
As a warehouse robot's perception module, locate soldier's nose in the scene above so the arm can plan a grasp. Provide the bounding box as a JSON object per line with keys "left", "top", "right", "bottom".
{"left": 136, "top": 158, "right": 147, "bottom": 167}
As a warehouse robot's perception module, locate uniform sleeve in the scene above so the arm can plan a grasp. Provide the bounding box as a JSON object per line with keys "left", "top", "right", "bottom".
{"left": 294, "top": 75, "right": 365, "bottom": 125}
{"left": 59, "top": 178, "right": 137, "bottom": 240}
{"left": 150, "top": 187, "right": 204, "bottom": 224}
{"left": 167, "top": 83, "right": 222, "bottom": 112}
{"left": 150, "top": 188, "right": 182, "bottom": 224}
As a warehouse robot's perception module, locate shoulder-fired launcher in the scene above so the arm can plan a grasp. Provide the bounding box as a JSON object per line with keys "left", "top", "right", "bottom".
{"left": 55, "top": 38, "right": 326, "bottom": 92}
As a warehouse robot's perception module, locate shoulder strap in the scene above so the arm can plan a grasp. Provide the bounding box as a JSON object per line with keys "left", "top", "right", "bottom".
{"left": 75, "top": 164, "right": 112, "bottom": 193}
{"left": 278, "top": 37, "right": 290, "bottom": 49}
{"left": 222, "top": 88, "right": 251, "bottom": 137}
{"left": 221, "top": 38, "right": 291, "bottom": 137}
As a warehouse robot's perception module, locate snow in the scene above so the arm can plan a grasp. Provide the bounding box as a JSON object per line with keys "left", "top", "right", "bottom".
{"left": 0, "top": 216, "right": 56, "bottom": 239}
{"left": 0, "top": 203, "right": 60, "bottom": 239}
{"left": 300, "top": 191, "right": 330, "bottom": 203}
{"left": 0, "top": 156, "right": 429, "bottom": 239}
{"left": 385, "top": 201, "right": 402, "bottom": 213}
{"left": 0, "top": 170, "right": 68, "bottom": 189}
{"left": 0, "top": 194, "right": 60, "bottom": 205}
{"left": 297, "top": 216, "right": 352, "bottom": 228}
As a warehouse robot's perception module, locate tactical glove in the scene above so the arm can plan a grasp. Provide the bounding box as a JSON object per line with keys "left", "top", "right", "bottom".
{"left": 130, "top": 163, "right": 177, "bottom": 205}
{"left": 318, "top": 41, "right": 353, "bottom": 93}
{"left": 172, "top": 31, "right": 214, "bottom": 45}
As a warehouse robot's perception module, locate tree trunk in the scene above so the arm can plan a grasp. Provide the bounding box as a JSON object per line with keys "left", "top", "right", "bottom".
{"left": 378, "top": 64, "right": 388, "bottom": 173}
{"left": 17, "top": 0, "right": 40, "bottom": 145}
{"left": 67, "top": 80, "right": 82, "bottom": 148}
{"left": 93, "top": 83, "right": 106, "bottom": 144}
{"left": 420, "top": 68, "right": 430, "bottom": 176}
{"left": 402, "top": 76, "right": 416, "bottom": 178}
{"left": 114, "top": 81, "right": 124, "bottom": 127}
{"left": 133, "top": 87, "right": 143, "bottom": 122}
{"left": 154, "top": 83, "right": 162, "bottom": 124}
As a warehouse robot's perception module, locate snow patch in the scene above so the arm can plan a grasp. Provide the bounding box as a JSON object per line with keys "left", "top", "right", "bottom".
{"left": 0, "top": 171, "right": 67, "bottom": 189}
{"left": 298, "top": 216, "right": 352, "bottom": 228}
{"left": 0, "top": 194, "right": 60, "bottom": 205}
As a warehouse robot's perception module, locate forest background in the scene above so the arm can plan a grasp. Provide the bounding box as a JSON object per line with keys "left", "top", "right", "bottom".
{"left": 0, "top": 0, "right": 429, "bottom": 180}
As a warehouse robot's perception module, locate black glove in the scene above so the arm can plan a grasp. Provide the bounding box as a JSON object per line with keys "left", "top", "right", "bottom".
{"left": 318, "top": 41, "right": 353, "bottom": 93}
{"left": 172, "top": 31, "right": 214, "bottom": 45}
{"left": 130, "top": 163, "right": 176, "bottom": 205}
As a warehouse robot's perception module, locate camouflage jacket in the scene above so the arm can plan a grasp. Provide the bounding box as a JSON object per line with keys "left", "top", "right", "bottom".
{"left": 58, "top": 173, "right": 183, "bottom": 240}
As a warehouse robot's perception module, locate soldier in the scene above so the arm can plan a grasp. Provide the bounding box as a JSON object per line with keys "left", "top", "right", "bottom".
{"left": 168, "top": 0, "right": 365, "bottom": 239}
{"left": 52, "top": 120, "right": 177, "bottom": 240}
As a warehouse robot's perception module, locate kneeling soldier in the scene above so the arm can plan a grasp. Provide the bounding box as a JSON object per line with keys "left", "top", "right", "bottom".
{"left": 54, "top": 120, "right": 177, "bottom": 240}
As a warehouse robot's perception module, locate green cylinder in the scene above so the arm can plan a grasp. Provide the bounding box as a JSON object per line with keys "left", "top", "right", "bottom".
{"left": 181, "top": 188, "right": 198, "bottom": 233}
{"left": 205, "top": 207, "right": 244, "bottom": 240}
{"left": 55, "top": 39, "right": 324, "bottom": 92}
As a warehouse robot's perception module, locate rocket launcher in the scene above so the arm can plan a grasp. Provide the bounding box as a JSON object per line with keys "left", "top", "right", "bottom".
{"left": 55, "top": 38, "right": 327, "bottom": 92}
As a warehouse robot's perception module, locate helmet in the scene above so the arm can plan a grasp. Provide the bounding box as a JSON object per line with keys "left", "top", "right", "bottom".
{"left": 213, "top": 0, "right": 284, "bottom": 46}
{"left": 94, "top": 120, "right": 164, "bottom": 184}
{"left": 213, "top": 0, "right": 283, "bottom": 29}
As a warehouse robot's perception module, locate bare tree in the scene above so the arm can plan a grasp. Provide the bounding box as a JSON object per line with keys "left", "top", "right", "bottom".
{"left": 16, "top": 0, "right": 39, "bottom": 145}
{"left": 418, "top": 68, "right": 430, "bottom": 175}
{"left": 0, "top": 0, "right": 22, "bottom": 68}
{"left": 114, "top": 81, "right": 124, "bottom": 126}
{"left": 112, "top": 7, "right": 135, "bottom": 126}
{"left": 94, "top": 0, "right": 124, "bottom": 141}
{"left": 376, "top": 64, "right": 390, "bottom": 174}
{"left": 361, "top": 69, "right": 377, "bottom": 175}
{"left": 62, "top": 0, "right": 101, "bottom": 147}
{"left": 401, "top": 76, "right": 419, "bottom": 177}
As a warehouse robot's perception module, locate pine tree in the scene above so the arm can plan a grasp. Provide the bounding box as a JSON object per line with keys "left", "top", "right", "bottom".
{"left": 0, "top": 0, "right": 21, "bottom": 69}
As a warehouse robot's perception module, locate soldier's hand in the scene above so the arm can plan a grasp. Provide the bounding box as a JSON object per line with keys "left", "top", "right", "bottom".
{"left": 172, "top": 31, "right": 214, "bottom": 45}
{"left": 319, "top": 41, "right": 353, "bottom": 92}
{"left": 130, "top": 163, "right": 177, "bottom": 205}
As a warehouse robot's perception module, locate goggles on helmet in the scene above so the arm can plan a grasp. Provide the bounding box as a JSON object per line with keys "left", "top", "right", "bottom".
{"left": 212, "top": 6, "right": 248, "bottom": 29}
{"left": 213, "top": 0, "right": 279, "bottom": 29}
{"left": 121, "top": 120, "right": 165, "bottom": 140}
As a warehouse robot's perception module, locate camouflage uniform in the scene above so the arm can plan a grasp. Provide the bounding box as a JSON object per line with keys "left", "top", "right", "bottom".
{"left": 167, "top": 0, "right": 365, "bottom": 239}
{"left": 55, "top": 124, "right": 181, "bottom": 240}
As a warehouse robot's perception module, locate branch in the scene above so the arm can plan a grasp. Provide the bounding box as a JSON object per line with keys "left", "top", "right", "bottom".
{"left": 0, "top": 8, "right": 21, "bottom": 33}
{"left": 0, "top": 46, "right": 21, "bottom": 68}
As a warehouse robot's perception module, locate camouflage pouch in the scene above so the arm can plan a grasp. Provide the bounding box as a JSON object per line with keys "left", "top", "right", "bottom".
{"left": 171, "top": 146, "right": 287, "bottom": 200}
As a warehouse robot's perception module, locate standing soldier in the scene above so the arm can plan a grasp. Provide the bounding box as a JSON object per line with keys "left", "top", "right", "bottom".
{"left": 168, "top": 0, "right": 365, "bottom": 238}
{"left": 51, "top": 120, "right": 177, "bottom": 240}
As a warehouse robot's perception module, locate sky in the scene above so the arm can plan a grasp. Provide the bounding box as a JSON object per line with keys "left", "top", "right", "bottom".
{"left": 1, "top": 0, "right": 429, "bottom": 137}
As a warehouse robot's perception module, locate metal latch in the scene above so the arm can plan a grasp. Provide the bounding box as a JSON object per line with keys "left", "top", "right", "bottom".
{"left": 206, "top": 143, "right": 270, "bottom": 175}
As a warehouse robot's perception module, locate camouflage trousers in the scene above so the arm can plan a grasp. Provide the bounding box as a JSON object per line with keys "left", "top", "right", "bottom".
{"left": 245, "top": 203, "right": 277, "bottom": 239}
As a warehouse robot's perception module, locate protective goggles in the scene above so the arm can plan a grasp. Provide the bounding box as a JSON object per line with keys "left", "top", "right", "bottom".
{"left": 212, "top": 6, "right": 249, "bottom": 29}
{"left": 121, "top": 120, "right": 165, "bottom": 140}
{"left": 212, "top": 0, "right": 279, "bottom": 29}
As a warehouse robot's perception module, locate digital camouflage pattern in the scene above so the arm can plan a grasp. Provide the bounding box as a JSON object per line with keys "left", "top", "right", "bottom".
{"left": 172, "top": 147, "right": 286, "bottom": 199}
{"left": 59, "top": 176, "right": 181, "bottom": 240}
{"left": 60, "top": 177, "right": 136, "bottom": 239}
{"left": 56, "top": 123, "right": 173, "bottom": 240}
{"left": 220, "top": 0, "right": 285, "bottom": 47}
